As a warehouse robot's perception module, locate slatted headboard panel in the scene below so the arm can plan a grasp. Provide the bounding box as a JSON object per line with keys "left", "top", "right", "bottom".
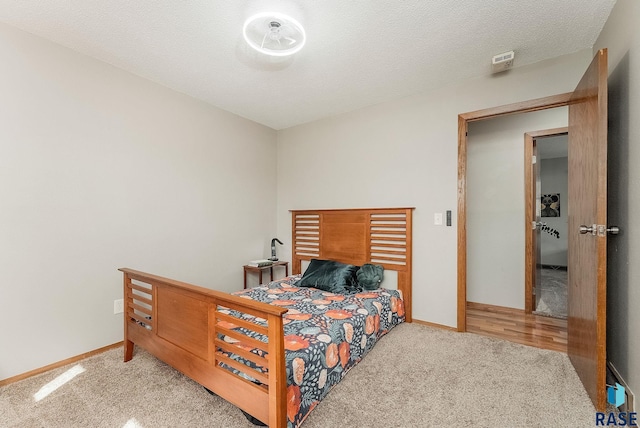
{"left": 291, "top": 208, "right": 414, "bottom": 322}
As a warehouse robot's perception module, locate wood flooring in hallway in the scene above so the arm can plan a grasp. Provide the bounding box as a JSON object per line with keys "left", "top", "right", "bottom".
{"left": 466, "top": 302, "right": 567, "bottom": 353}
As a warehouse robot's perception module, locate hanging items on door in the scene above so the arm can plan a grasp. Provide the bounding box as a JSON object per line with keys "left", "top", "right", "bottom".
{"left": 540, "top": 224, "right": 560, "bottom": 239}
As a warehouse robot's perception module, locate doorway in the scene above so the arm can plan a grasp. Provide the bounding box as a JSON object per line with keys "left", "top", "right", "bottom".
{"left": 456, "top": 93, "right": 572, "bottom": 332}
{"left": 463, "top": 108, "right": 569, "bottom": 354}
{"left": 525, "top": 129, "right": 569, "bottom": 319}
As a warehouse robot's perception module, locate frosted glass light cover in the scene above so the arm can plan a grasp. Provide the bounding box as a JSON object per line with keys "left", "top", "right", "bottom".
{"left": 243, "top": 12, "right": 306, "bottom": 57}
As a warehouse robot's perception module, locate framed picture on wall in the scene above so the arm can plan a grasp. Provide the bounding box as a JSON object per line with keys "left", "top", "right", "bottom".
{"left": 541, "top": 193, "right": 560, "bottom": 217}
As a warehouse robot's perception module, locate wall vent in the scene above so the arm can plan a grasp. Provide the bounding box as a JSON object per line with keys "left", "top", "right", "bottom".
{"left": 492, "top": 51, "right": 515, "bottom": 73}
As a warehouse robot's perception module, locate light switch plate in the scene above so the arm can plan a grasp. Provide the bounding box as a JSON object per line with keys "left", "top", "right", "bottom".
{"left": 434, "top": 213, "right": 443, "bottom": 225}
{"left": 114, "top": 299, "right": 124, "bottom": 314}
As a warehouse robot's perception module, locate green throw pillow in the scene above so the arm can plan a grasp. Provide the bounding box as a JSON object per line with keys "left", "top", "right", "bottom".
{"left": 297, "top": 259, "right": 360, "bottom": 294}
{"left": 356, "top": 264, "right": 384, "bottom": 290}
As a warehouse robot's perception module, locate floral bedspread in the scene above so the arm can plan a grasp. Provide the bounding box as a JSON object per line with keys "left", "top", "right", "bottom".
{"left": 218, "top": 275, "right": 405, "bottom": 427}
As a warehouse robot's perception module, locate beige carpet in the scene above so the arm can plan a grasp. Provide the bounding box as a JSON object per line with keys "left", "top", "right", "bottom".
{"left": 1, "top": 323, "right": 596, "bottom": 427}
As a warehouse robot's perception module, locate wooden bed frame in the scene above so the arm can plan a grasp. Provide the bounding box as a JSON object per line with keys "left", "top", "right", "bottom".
{"left": 120, "top": 207, "right": 413, "bottom": 427}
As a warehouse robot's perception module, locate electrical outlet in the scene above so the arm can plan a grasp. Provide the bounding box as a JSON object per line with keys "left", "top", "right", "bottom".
{"left": 114, "top": 299, "right": 124, "bottom": 314}
{"left": 434, "top": 213, "right": 443, "bottom": 225}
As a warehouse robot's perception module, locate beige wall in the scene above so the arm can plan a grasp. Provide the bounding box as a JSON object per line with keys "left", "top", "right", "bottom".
{"left": 277, "top": 49, "right": 592, "bottom": 326}
{"left": 0, "top": 23, "right": 278, "bottom": 380}
{"left": 466, "top": 108, "right": 567, "bottom": 309}
{"left": 594, "top": 0, "right": 640, "bottom": 400}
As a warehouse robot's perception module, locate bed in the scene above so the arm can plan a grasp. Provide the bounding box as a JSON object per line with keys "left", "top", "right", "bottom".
{"left": 119, "top": 208, "right": 413, "bottom": 427}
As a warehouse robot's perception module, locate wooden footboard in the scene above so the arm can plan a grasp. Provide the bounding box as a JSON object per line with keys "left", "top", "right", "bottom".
{"left": 119, "top": 268, "right": 287, "bottom": 427}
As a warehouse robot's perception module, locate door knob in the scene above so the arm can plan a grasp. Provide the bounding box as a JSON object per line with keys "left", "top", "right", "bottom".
{"left": 579, "top": 224, "right": 596, "bottom": 235}
{"left": 606, "top": 226, "right": 620, "bottom": 235}
{"left": 579, "top": 224, "right": 621, "bottom": 236}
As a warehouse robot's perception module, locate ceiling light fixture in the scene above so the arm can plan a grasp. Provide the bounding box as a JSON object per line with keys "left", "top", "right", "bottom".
{"left": 242, "top": 12, "right": 306, "bottom": 57}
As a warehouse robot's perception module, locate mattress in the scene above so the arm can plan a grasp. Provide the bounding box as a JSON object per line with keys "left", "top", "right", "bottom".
{"left": 219, "top": 275, "right": 405, "bottom": 427}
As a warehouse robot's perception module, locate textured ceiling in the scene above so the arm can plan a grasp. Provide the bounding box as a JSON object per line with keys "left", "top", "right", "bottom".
{"left": 0, "top": 1, "right": 616, "bottom": 129}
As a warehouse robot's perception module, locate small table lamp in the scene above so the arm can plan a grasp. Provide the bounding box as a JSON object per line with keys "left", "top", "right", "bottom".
{"left": 269, "top": 238, "right": 283, "bottom": 261}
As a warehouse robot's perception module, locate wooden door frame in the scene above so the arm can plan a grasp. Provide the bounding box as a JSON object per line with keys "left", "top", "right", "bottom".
{"left": 524, "top": 127, "right": 568, "bottom": 314}
{"left": 457, "top": 93, "right": 572, "bottom": 332}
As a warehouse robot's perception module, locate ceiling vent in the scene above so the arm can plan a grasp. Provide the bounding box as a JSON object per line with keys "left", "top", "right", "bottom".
{"left": 492, "top": 51, "right": 514, "bottom": 73}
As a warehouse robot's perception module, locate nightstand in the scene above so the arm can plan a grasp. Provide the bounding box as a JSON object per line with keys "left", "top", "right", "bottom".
{"left": 243, "top": 261, "right": 289, "bottom": 289}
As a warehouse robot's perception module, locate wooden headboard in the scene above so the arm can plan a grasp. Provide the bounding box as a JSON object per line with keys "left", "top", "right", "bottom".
{"left": 290, "top": 207, "right": 414, "bottom": 322}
